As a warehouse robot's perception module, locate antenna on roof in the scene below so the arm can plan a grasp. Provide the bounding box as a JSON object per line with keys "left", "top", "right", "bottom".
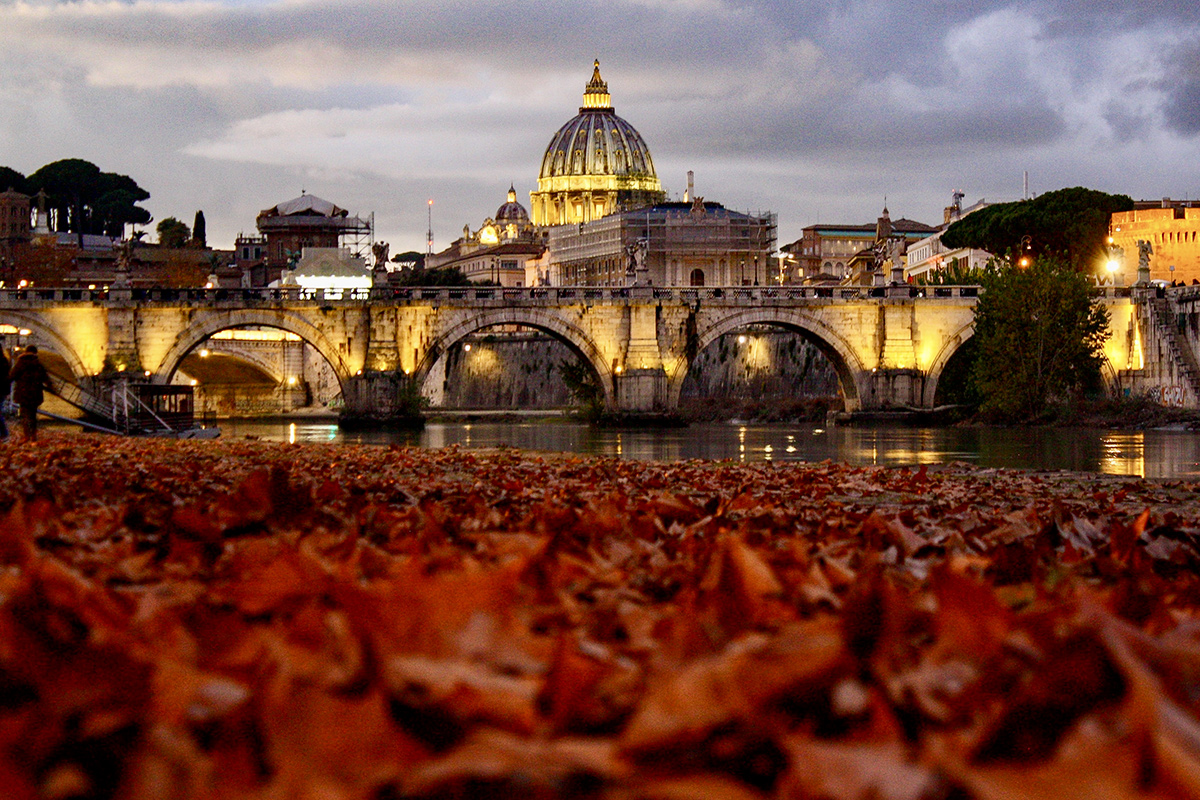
{"left": 426, "top": 199, "right": 434, "bottom": 256}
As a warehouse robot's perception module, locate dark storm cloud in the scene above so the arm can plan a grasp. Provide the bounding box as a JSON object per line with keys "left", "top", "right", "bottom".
{"left": 1162, "top": 42, "right": 1200, "bottom": 135}
{"left": 2, "top": 0, "right": 1198, "bottom": 251}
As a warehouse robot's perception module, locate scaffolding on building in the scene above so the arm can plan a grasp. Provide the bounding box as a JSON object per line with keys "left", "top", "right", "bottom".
{"left": 342, "top": 212, "right": 374, "bottom": 261}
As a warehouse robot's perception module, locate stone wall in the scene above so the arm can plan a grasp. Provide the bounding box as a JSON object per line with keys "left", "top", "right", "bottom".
{"left": 679, "top": 329, "right": 840, "bottom": 400}
{"left": 431, "top": 329, "right": 840, "bottom": 411}
{"left": 438, "top": 332, "right": 574, "bottom": 408}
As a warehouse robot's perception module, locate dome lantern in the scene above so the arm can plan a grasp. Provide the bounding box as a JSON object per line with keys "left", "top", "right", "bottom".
{"left": 581, "top": 59, "right": 612, "bottom": 110}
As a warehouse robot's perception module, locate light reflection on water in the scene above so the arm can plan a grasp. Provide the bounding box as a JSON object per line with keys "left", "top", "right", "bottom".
{"left": 211, "top": 419, "right": 1200, "bottom": 478}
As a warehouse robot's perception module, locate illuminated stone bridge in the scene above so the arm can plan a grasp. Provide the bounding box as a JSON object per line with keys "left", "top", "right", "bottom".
{"left": 0, "top": 284, "right": 1152, "bottom": 419}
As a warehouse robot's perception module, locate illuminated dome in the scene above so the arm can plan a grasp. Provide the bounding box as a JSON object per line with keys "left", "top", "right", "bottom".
{"left": 530, "top": 61, "right": 665, "bottom": 227}
{"left": 495, "top": 185, "right": 529, "bottom": 223}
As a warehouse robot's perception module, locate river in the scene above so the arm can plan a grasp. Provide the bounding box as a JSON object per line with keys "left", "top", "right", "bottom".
{"left": 211, "top": 418, "right": 1200, "bottom": 478}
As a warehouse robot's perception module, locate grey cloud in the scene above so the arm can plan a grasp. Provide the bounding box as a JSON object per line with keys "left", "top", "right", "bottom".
{"left": 1162, "top": 42, "right": 1200, "bottom": 135}
{"left": 3, "top": 0, "right": 1198, "bottom": 253}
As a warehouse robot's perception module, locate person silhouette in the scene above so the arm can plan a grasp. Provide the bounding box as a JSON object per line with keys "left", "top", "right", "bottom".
{"left": 0, "top": 344, "right": 9, "bottom": 441}
{"left": 10, "top": 345, "right": 50, "bottom": 442}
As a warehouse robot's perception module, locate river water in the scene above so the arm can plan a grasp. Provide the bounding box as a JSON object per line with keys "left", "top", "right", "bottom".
{"left": 214, "top": 418, "right": 1200, "bottom": 478}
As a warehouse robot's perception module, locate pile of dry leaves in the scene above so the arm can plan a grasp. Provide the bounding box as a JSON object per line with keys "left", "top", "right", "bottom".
{"left": 1, "top": 435, "right": 1199, "bottom": 799}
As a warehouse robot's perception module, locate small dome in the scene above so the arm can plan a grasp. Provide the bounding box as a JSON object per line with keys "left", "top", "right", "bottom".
{"left": 496, "top": 185, "right": 529, "bottom": 222}
{"left": 538, "top": 60, "right": 659, "bottom": 183}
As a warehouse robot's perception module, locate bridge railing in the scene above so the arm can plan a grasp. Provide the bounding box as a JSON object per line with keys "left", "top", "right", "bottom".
{"left": 0, "top": 284, "right": 986, "bottom": 306}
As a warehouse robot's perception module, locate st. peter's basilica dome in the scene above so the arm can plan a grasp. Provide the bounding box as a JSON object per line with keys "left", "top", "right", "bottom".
{"left": 530, "top": 61, "right": 665, "bottom": 227}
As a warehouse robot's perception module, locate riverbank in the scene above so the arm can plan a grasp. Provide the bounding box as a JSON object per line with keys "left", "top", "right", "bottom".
{"left": 0, "top": 436, "right": 1198, "bottom": 798}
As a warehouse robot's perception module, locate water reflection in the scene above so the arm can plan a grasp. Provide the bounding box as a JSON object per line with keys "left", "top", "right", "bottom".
{"left": 215, "top": 419, "right": 1200, "bottom": 478}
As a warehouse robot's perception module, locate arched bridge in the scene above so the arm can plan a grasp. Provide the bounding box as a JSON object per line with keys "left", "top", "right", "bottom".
{"left": 0, "top": 283, "right": 1146, "bottom": 419}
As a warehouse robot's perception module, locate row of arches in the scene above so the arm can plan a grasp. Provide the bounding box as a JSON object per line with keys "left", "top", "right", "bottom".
{"left": 0, "top": 308, "right": 978, "bottom": 415}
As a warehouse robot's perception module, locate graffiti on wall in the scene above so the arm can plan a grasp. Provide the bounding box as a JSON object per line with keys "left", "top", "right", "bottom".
{"left": 1157, "top": 385, "right": 1187, "bottom": 408}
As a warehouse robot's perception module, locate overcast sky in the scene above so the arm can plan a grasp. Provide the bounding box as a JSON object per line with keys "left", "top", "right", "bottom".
{"left": 1, "top": 0, "right": 1198, "bottom": 254}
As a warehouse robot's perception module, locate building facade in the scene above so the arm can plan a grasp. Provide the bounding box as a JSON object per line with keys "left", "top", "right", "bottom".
{"left": 547, "top": 200, "right": 776, "bottom": 287}
{"left": 428, "top": 187, "right": 545, "bottom": 287}
{"left": 904, "top": 198, "right": 995, "bottom": 282}
{"left": 784, "top": 208, "right": 937, "bottom": 283}
{"left": 1110, "top": 201, "right": 1200, "bottom": 284}
{"left": 0, "top": 188, "right": 31, "bottom": 273}
{"left": 529, "top": 61, "right": 665, "bottom": 227}
{"left": 254, "top": 193, "right": 372, "bottom": 285}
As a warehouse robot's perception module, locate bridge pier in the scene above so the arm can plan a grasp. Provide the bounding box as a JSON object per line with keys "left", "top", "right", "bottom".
{"left": 615, "top": 367, "right": 668, "bottom": 413}
{"left": 339, "top": 370, "right": 424, "bottom": 429}
{"left": 862, "top": 368, "right": 926, "bottom": 410}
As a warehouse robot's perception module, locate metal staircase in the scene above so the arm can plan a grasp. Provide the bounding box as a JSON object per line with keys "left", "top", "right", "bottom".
{"left": 45, "top": 375, "right": 178, "bottom": 435}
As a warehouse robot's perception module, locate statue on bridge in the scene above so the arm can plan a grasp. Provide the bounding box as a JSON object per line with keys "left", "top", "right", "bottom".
{"left": 112, "top": 237, "right": 135, "bottom": 288}
{"left": 887, "top": 237, "right": 906, "bottom": 284}
{"left": 625, "top": 238, "right": 649, "bottom": 286}
{"left": 1137, "top": 240, "right": 1153, "bottom": 270}
{"left": 372, "top": 241, "right": 390, "bottom": 271}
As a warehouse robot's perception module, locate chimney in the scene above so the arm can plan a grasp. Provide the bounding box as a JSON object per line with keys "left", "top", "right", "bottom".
{"left": 1163, "top": 197, "right": 1171, "bottom": 209}
{"left": 684, "top": 171, "right": 694, "bottom": 203}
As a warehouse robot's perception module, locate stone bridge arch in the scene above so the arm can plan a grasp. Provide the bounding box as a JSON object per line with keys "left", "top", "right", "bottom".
{"left": 0, "top": 311, "right": 90, "bottom": 381}
{"left": 415, "top": 307, "right": 616, "bottom": 408}
{"left": 668, "top": 308, "right": 867, "bottom": 411}
{"left": 921, "top": 321, "right": 975, "bottom": 407}
{"left": 151, "top": 309, "right": 354, "bottom": 389}
{"left": 184, "top": 341, "right": 286, "bottom": 384}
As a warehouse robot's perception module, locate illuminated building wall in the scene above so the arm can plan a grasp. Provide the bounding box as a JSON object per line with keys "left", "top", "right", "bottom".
{"left": 1110, "top": 204, "right": 1200, "bottom": 284}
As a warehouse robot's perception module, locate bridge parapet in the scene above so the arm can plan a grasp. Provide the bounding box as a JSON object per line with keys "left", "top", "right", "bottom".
{"left": 0, "top": 284, "right": 987, "bottom": 309}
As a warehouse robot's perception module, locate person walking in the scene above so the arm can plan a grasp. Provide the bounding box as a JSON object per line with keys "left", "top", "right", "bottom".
{"left": 0, "top": 346, "right": 9, "bottom": 441}
{"left": 10, "top": 346, "right": 50, "bottom": 443}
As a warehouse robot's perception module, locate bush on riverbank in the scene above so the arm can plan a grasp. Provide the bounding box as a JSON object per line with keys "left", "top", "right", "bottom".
{"left": 963, "top": 394, "right": 1200, "bottom": 428}
{"left": 679, "top": 395, "right": 841, "bottom": 423}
